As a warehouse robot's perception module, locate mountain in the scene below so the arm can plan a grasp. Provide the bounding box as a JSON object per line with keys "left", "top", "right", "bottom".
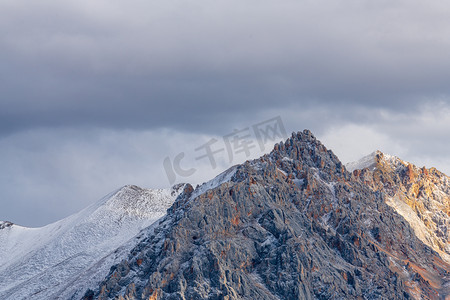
{"left": 348, "top": 150, "right": 450, "bottom": 263}
{"left": 84, "top": 130, "right": 450, "bottom": 300}
{"left": 0, "top": 184, "right": 187, "bottom": 300}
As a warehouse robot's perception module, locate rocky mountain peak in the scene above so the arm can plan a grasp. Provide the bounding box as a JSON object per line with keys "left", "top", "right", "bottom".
{"left": 268, "top": 130, "right": 348, "bottom": 183}
{"left": 87, "top": 131, "right": 450, "bottom": 300}
{"left": 271, "top": 130, "right": 327, "bottom": 159}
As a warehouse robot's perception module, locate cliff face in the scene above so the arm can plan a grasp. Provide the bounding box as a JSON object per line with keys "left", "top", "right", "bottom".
{"left": 86, "top": 131, "right": 450, "bottom": 300}
{"left": 350, "top": 151, "right": 450, "bottom": 263}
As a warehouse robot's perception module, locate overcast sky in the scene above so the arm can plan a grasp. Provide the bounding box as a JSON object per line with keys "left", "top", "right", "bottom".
{"left": 1, "top": 0, "right": 450, "bottom": 227}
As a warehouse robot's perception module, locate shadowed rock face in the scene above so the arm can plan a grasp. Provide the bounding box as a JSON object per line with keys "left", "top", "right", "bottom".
{"left": 86, "top": 130, "right": 450, "bottom": 300}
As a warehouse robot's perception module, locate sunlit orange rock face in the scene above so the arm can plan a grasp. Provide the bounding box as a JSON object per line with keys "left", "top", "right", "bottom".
{"left": 351, "top": 151, "right": 450, "bottom": 263}
{"left": 351, "top": 151, "right": 450, "bottom": 299}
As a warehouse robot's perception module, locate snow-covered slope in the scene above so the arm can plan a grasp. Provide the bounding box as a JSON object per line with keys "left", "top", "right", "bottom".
{"left": 345, "top": 151, "right": 378, "bottom": 172}
{"left": 190, "top": 165, "right": 237, "bottom": 200}
{"left": 345, "top": 150, "right": 399, "bottom": 172}
{"left": 0, "top": 184, "right": 186, "bottom": 300}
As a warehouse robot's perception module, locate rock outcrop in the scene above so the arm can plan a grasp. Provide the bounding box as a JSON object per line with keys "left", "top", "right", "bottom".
{"left": 0, "top": 221, "right": 13, "bottom": 230}
{"left": 350, "top": 150, "right": 450, "bottom": 263}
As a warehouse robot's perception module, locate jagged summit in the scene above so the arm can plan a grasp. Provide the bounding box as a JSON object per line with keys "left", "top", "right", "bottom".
{"left": 184, "top": 129, "right": 344, "bottom": 202}
{"left": 267, "top": 130, "right": 348, "bottom": 182}
{"left": 270, "top": 130, "right": 335, "bottom": 161}
{"left": 184, "top": 129, "right": 345, "bottom": 206}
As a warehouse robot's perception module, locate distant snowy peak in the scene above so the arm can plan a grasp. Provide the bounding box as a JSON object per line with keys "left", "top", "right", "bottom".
{"left": 102, "top": 184, "right": 187, "bottom": 218}
{"left": 345, "top": 150, "right": 403, "bottom": 172}
{"left": 0, "top": 183, "right": 188, "bottom": 300}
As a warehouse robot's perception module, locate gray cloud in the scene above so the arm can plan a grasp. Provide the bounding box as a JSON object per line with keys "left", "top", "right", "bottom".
{"left": 1, "top": 0, "right": 450, "bottom": 226}
{"left": 2, "top": 0, "right": 450, "bottom": 135}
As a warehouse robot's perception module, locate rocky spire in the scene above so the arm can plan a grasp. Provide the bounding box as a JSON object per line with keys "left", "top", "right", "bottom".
{"left": 269, "top": 130, "right": 348, "bottom": 182}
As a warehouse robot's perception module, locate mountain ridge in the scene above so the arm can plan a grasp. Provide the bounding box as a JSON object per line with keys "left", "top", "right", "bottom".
{"left": 85, "top": 130, "right": 450, "bottom": 300}
{"left": 2, "top": 130, "right": 449, "bottom": 299}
